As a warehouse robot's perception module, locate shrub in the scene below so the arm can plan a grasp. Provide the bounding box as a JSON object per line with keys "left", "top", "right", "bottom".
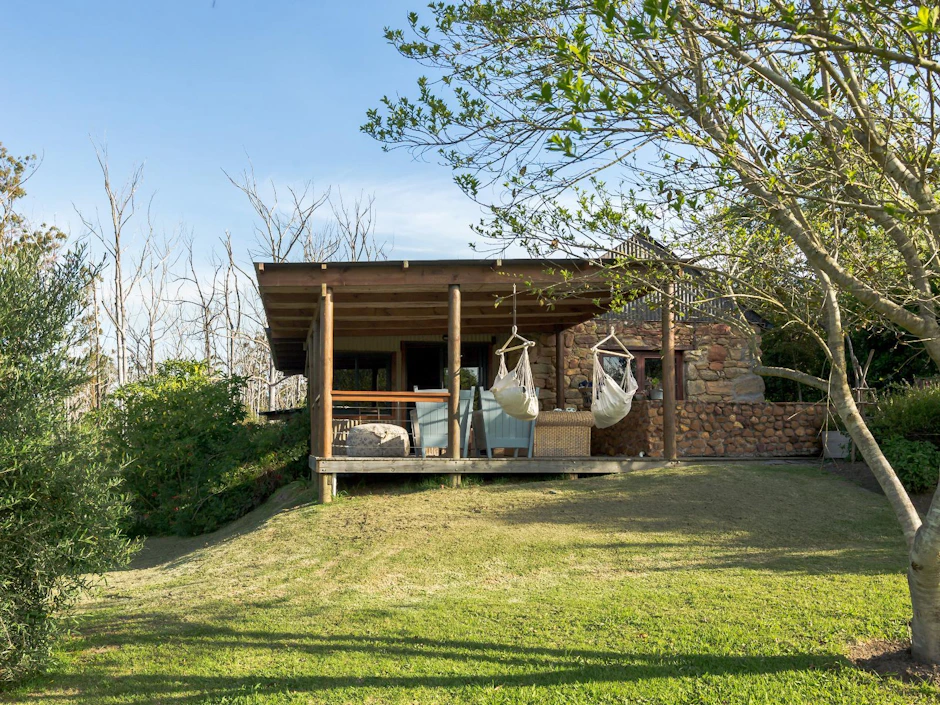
{"left": 879, "top": 437, "right": 940, "bottom": 494}
{"left": 0, "top": 240, "right": 133, "bottom": 683}
{"left": 868, "top": 384, "right": 940, "bottom": 449}
{"left": 104, "top": 361, "right": 309, "bottom": 536}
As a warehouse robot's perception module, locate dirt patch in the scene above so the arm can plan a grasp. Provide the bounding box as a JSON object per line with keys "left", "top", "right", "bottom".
{"left": 848, "top": 639, "right": 940, "bottom": 685}
{"left": 823, "top": 459, "right": 935, "bottom": 519}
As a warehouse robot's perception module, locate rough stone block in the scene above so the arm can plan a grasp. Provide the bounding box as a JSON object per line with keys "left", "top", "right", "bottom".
{"left": 707, "top": 344, "right": 728, "bottom": 363}
{"left": 732, "top": 374, "right": 765, "bottom": 402}
{"left": 347, "top": 423, "right": 410, "bottom": 457}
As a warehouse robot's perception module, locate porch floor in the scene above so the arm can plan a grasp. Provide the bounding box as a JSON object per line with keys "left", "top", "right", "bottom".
{"left": 310, "top": 456, "right": 671, "bottom": 475}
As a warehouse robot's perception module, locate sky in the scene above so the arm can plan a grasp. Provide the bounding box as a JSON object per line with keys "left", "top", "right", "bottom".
{"left": 0, "top": 0, "right": 493, "bottom": 263}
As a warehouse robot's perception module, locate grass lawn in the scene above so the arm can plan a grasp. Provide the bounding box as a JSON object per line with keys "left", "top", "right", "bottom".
{"left": 7, "top": 463, "right": 937, "bottom": 704}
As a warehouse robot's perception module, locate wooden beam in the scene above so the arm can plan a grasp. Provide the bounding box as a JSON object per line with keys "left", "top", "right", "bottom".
{"left": 333, "top": 390, "right": 449, "bottom": 403}
{"left": 266, "top": 291, "right": 616, "bottom": 308}
{"left": 311, "top": 456, "right": 672, "bottom": 475}
{"left": 257, "top": 260, "right": 616, "bottom": 290}
{"left": 270, "top": 307, "right": 603, "bottom": 323}
{"left": 269, "top": 321, "right": 580, "bottom": 337}
{"left": 556, "top": 329, "right": 566, "bottom": 409}
{"left": 662, "top": 277, "right": 677, "bottom": 462}
{"left": 447, "top": 284, "right": 461, "bottom": 487}
{"left": 318, "top": 286, "right": 334, "bottom": 503}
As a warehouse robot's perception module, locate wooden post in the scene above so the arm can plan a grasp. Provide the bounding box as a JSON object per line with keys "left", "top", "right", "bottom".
{"left": 555, "top": 329, "right": 566, "bottom": 410}
{"left": 662, "top": 276, "right": 678, "bottom": 462}
{"left": 447, "top": 284, "right": 461, "bottom": 487}
{"left": 308, "top": 319, "right": 320, "bottom": 461}
{"left": 318, "top": 285, "right": 334, "bottom": 503}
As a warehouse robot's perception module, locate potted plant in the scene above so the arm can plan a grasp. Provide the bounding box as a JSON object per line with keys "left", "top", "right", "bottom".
{"left": 822, "top": 411, "right": 851, "bottom": 459}
{"left": 648, "top": 376, "right": 663, "bottom": 400}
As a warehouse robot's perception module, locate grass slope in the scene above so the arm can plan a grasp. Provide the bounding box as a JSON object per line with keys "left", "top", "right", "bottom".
{"left": 9, "top": 463, "right": 937, "bottom": 704}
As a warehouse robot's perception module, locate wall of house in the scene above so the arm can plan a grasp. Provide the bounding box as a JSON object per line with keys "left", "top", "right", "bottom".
{"left": 591, "top": 400, "right": 826, "bottom": 457}
{"left": 528, "top": 319, "right": 766, "bottom": 409}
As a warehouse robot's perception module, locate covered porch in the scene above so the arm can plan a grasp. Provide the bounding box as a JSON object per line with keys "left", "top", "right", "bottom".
{"left": 256, "top": 258, "right": 680, "bottom": 503}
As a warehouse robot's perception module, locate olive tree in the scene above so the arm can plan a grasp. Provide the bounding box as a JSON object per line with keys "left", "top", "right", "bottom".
{"left": 0, "top": 145, "right": 133, "bottom": 682}
{"left": 365, "top": 0, "right": 940, "bottom": 661}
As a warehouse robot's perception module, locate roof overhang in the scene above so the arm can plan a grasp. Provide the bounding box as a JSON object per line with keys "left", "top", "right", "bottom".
{"left": 256, "top": 258, "right": 647, "bottom": 374}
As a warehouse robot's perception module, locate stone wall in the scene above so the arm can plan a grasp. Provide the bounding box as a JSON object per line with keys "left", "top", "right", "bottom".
{"left": 592, "top": 400, "right": 826, "bottom": 458}
{"left": 528, "top": 319, "right": 765, "bottom": 409}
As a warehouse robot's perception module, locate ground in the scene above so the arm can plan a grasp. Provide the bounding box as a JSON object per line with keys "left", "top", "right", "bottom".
{"left": 7, "top": 463, "right": 938, "bottom": 704}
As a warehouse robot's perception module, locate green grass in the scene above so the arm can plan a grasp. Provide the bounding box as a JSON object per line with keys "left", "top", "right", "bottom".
{"left": 8, "top": 463, "right": 937, "bottom": 704}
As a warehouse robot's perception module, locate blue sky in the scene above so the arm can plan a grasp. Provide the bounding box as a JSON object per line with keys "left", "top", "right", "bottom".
{"left": 0, "top": 0, "right": 490, "bottom": 262}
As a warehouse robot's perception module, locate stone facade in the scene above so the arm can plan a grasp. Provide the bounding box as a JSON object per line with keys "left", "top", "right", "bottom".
{"left": 591, "top": 400, "right": 826, "bottom": 458}
{"left": 528, "top": 319, "right": 765, "bottom": 409}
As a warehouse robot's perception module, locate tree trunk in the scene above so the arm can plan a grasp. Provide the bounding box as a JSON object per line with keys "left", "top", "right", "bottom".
{"left": 911, "top": 487, "right": 940, "bottom": 662}
{"left": 267, "top": 357, "right": 277, "bottom": 411}
{"left": 813, "top": 271, "right": 940, "bottom": 663}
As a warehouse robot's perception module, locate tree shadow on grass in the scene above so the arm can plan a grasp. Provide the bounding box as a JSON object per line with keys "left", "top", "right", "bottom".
{"left": 19, "top": 618, "right": 856, "bottom": 704}
{"left": 122, "top": 481, "right": 316, "bottom": 572}
{"left": 492, "top": 464, "right": 908, "bottom": 574}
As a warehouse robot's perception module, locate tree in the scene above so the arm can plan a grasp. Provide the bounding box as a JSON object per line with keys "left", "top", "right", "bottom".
{"left": 178, "top": 232, "right": 222, "bottom": 368}
{"left": 365, "top": 0, "right": 940, "bottom": 661}
{"left": 129, "top": 225, "right": 179, "bottom": 378}
{"left": 226, "top": 162, "right": 335, "bottom": 410}
{"left": 225, "top": 162, "right": 333, "bottom": 263}
{"left": 226, "top": 164, "right": 389, "bottom": 412}
{"left": 0, "top": 145, "right": 133, "bottom": 682}
{"left": 330, "top": 188, "right": 389, "bottom": 261}
{"left": 77, "top": 142, "right": 147, "bottom": 387}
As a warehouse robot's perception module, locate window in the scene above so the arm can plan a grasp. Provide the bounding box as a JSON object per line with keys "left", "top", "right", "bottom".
{"left": 630, "top": 351, "right": 685, "bottom": 401}
{"left": 333, "top": 353, "right": 392, "bottom": 392}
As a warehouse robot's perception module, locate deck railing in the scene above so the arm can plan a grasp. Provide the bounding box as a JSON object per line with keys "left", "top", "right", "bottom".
{"left": 320, "top": 390, "right": 452, "bottom": 457}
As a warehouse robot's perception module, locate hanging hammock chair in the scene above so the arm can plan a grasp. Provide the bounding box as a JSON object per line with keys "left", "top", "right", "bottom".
{"left": 490, "top": 286, "right": 540, "bottom": 421}
{"left": 591, "top": 327, "right": 639, "bottom": 429}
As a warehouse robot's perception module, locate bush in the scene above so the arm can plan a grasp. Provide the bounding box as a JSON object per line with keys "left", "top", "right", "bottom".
{"left": 0, "top": 241, "right": 133, "bottom": 683}
{"left": 868, "top": 384, "right": 940, "bottom": 449}
{"left": 879, "top": 437, "right": 940, "bottom": 494}
{"left": 104, "top": 361, "right": 309, "bottom": 536}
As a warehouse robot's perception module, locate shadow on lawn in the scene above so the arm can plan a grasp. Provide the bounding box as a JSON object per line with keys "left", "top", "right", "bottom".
{"left": 493, "top": 464, "right": 907, "bottom": 574}
{"left": 123, "top": 482, "right": 316, "bottom": 572}
{"left": 23, "top": 617, "right": 852, "bottom": 703}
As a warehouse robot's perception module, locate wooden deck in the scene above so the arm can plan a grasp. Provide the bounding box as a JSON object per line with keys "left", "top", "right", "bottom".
{"left": 310, "top": 456, "right": 670, "bottom": 475}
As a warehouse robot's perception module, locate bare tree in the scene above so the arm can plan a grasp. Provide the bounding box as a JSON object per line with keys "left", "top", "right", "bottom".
{"left": 178, "top": 233, "right": 222, "bottom": 368}
{"left": 330, "top": 188, "right": 388, "bottom": 261}
{"left": 224, "top": 161, "right": 331, "bottom": 263}
{"left": 228, "top": 162, "right": 335, "bottom": 411}
{"left": 218, "top": 231, "right": 246, "bottom": 377}
{"left": 76, "top": 142, "right": 146, "bottom": 386}
{"left": 128, "top": 216, "right": 180, "bottom": 378}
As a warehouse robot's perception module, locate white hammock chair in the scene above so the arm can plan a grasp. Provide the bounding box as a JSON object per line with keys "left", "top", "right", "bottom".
{"left": 591, "top": 327, "right": 639, "bottom": 429}
{"left": 490, "top": 286, "right": 540, "bottom": 421}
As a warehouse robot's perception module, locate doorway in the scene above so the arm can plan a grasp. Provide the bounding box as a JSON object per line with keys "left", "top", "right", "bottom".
{"left": 404, "top": 342, "right": 490, "bottom": 391}
{"left": 404, "top": 343, "right": 445, "bottom": 390}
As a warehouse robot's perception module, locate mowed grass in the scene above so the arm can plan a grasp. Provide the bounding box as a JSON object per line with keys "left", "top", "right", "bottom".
{"left": 8, "top": 463, "right": 937, "bottom": 704}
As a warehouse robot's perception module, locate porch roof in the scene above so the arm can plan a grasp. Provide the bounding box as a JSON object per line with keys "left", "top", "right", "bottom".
{"left": 255, "top": 258, "right": 646, "bottom": 374}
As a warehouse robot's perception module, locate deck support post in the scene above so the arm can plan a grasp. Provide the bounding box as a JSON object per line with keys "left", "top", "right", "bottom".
{"left": 448, "top": 284, "right": 461, "bottom": 487}
{"left": 555, "top": 329, "right": 566, "bottom": 409}
{"left": 319, "top": 285, "right": 334, "bottom": 503}
{"left": 307, "top": 319, "right": 320, "bottom": 461}
{"left": 662, "top": 275, "right": 678, "bottom": 462}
